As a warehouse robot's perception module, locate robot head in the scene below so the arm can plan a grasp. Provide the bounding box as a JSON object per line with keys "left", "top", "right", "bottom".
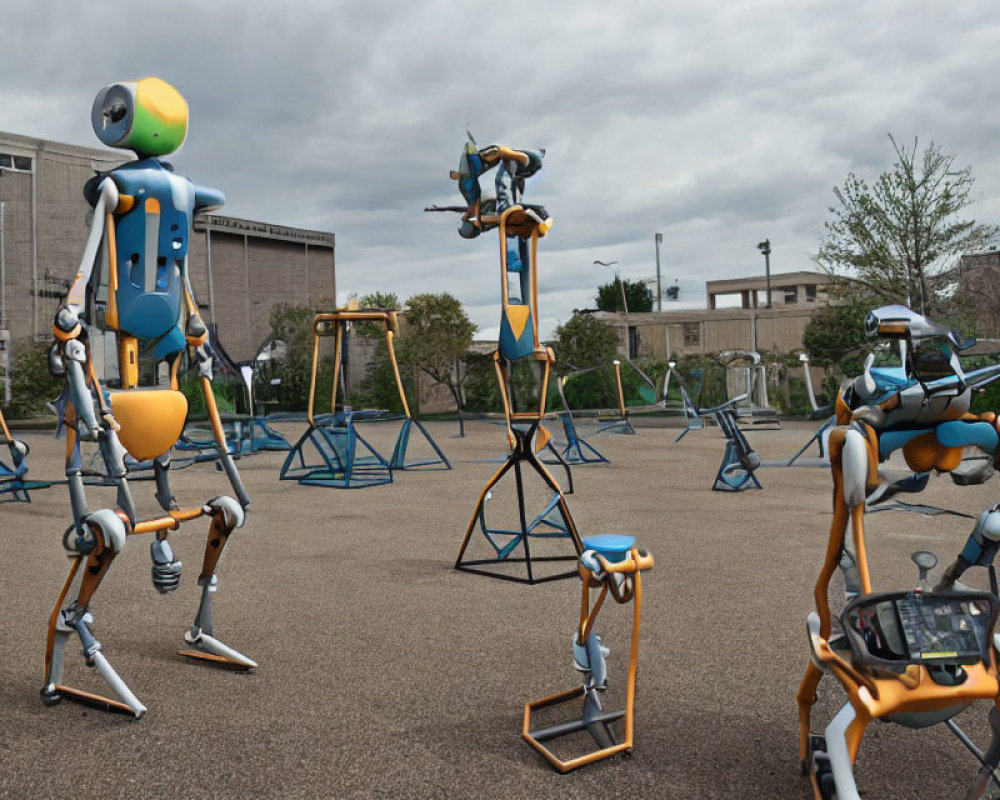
{"left": 92, "top": 77, "right": 188, "bottom": 157}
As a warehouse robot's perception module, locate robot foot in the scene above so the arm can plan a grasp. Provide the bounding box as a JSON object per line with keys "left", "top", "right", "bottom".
{"left": 41, "top": 614, "right": 146, "bottom": 719}
{"left": 41, "top": 682, "right": 143, "bottom": 717}
{"left": 179, "top": 629, "right": 257, "bottom": 670}
{"left": 41, "top": 611, "right": 147, "bottom": 718}
{"left": 806, "top": 735, "right": 836, "bottom": 800}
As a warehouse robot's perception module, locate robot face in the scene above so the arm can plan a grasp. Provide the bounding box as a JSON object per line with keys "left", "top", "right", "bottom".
{"left": 92, "top": 77, "right": 188, "bottom": 157}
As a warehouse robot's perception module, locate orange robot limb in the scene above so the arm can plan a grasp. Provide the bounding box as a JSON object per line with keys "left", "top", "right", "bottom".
{"left": 455, "top": 205, "right": 580, "bottom": 583}
{"left": 799, "top": 421, "right": 1000, "bottom": 798}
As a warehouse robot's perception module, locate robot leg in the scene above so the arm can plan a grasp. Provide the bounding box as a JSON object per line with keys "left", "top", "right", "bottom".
{"left": 967, "top": 707, "right": 1000, "bottom": 799}
{"left": 41, "top": 509, "right": 147, "bottom": 717}
{"left": 179, "top": 496, "right": 256, "bottom": 668}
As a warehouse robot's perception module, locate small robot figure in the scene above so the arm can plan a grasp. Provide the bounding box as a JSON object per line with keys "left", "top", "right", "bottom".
{"left": 449, "top": 138, "right": 545, "bottom": 239}
{"left": 523, "top": 535, "right": 654, "bottom": 771}
{"left": 42, "top": 77, "right": 253, "bottom": 718}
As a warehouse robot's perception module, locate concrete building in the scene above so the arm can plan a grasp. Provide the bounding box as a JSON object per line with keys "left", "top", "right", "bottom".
{"left": 0, "top": 131, "right": 335, "bottom": 378}
{"left": 958, "top": 248, "right": 1000, "bottom": 338}
{"left": 594, "top": 270, "right": 829, "bottom": 360}
{"left": 706, "top": 270, "right": 830, "bottom": 310}
{"left": 191, "top": 215, "right": 335, "bottom": 360}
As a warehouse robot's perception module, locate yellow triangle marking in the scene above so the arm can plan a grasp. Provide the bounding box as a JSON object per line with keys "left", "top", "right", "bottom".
{"left": 506, "top": 304, "right": 530, "bottom": 340}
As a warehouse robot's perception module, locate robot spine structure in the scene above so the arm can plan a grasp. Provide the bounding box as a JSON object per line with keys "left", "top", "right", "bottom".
{"left": 795, "top": 305, "right": 1000, "bottom": 799}
{"left": 440, "top": 140, "right": 583, "bottom": 583}
{"left": 523, "top": 534, "right": 653, "bottom": 771}
{"left": 42, "top": 78, "right": 254, "bottom": 718}
{"left": 279, "top": 308, "right": 450, "bottom": 488}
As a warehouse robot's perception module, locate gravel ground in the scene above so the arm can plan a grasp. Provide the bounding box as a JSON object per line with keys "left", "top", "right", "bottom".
{"left": 1, "top": 417, "right": 998, "bottom": 799}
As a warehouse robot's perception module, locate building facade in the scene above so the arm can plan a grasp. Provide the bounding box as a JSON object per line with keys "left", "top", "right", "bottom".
{"left": 958, "top": 248, "right": 1000, "bottom": 339}
{"left": 595, "top": 270, "right": 829, "bottom": 360}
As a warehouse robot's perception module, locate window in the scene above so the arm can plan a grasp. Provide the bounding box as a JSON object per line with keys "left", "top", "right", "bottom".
{"left": 683, "top": 322, "right": 700, "bottom": 347}
{"left": 0, "top": 153, "right": 33, "bottom": 172}
{"left": 628, "top": 326, "right": 640, "bottom": 359}
{"left": 782, "top": 286, "right": 798, "bottom": 304}
{"left": 805, "top": 284, "right": 817, "bottom": 302}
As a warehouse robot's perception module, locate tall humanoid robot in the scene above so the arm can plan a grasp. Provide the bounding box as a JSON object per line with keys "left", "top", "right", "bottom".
{"left": 42, "top": 78, "right": 254, "bottom": 718}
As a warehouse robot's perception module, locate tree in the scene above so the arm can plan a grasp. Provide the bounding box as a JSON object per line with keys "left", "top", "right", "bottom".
{"left": 800, "top": 300, "right": 873, "bottom": 370}
{"left": 396, "top": 292, "right": 477, "bottom": 435}
{"left": 354, "top": 291, "right": 400, "bottom": 339}
{"left": 595, "top": 278, "right": 654, "bottom": 313}
{"left": 260, "top": 299, "right": 331, "bottom": 412}
{"left": 552, "top": 313, "right": 618, "bottom": 374}
{"left": 551, "top": 313, "right": 621, "bottom": 410}
{"left": 816, "top": 134, "right": 999, "bottom": 315}
{"left": 801, "top": 297, "right": 882, "bottom": 403}
{"left": 2, "top": 339, "right": 63, "bottom": 419}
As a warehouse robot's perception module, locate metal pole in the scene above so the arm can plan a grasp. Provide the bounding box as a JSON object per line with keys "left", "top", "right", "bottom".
{"left": 1, "top": 201, "right": 5, "bottom": 329}
{"left": 205, "top": 226, "right": 216, "bottom": 326}
{"left": 31, "top": 161, "right": 37, "bottom": 339}
{"left": 1, "top": 201, "right": 7, "bottom": 405}
{"left": 757, "top": 238, "right": 772, "bottom": 309}
{"left": 655, "top": 233, "right": 663, "bottom": 312}
{"left": 765, "top": 249, "right": 771, "bottom": 308}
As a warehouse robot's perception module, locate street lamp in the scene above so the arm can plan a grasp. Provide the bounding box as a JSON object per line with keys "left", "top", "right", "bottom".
{"left": 756, "top": 238, "right": 772, "bottom": 308}
{"left": 654, "top": 233, "right": 663, "bottom": 312}
{"left": 594, "top": 259, "right": 627, "bottom": 315}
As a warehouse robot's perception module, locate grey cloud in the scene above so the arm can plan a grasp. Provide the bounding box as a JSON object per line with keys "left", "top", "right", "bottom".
{"left": 4, "top": 0, "right": 1000, "bottom": 339}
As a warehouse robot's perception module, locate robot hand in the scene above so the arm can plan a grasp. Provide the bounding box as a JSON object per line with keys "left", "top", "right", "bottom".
{"left": 150, "top": 537, "right": 182, "bottom": 593}
{"left": 53, "top": 304, "right": 83, "bottom": 337}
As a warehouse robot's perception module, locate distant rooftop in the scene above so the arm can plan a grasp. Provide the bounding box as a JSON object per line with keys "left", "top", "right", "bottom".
{"left": 706, "top": 270, "right": 828, "bottom": 310}
{"left": 705, "top": 270, "right": 826, "bottom": 293}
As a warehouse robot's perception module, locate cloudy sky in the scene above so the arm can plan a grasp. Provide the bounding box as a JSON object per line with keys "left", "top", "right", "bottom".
{"left": 4, "top": 1, "right": 1000, "bottom": 340}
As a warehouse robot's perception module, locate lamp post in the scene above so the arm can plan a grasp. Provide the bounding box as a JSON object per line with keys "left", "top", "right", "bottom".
{"left": 594, "top": 259, "right": 627, "bottom": 315}
{"left": 595, "top": 259, "right": 628, "bottom": 357}
{"left": 756, "top": 238, "right": 772, "bottom": 308}
{"left": 654, "top": 233, "right": 663, "bottom": 312}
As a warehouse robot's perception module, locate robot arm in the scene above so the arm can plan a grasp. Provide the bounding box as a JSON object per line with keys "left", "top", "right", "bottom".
{"left": 53, "top": 177, "right": 119, "bottom": 340}
{"left": 193, "top": 184, "right": 225, "bottom": 215}
{"left": 52, "top": 178, "right": 122, "bottom": 439}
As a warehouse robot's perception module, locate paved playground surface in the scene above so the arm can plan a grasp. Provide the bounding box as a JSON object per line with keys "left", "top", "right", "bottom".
{"left": 2, "top": 418, "right": 998, "bottom": 799}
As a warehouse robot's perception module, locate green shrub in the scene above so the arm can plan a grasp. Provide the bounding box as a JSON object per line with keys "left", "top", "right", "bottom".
{"left": 2, "top": 339, "right": 63, "bottom": 419}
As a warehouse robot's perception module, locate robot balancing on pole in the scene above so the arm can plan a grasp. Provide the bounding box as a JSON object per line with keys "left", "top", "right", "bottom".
{"left": 430, "top": 137, "right": 583, "bottom": 584}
